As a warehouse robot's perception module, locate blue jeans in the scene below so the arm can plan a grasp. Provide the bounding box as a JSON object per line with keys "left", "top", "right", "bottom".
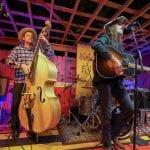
{"left": 97, "top": 80, "right": 134, "bottom": 147}
{"left": 10, "top": 83, "right": 24, "bottom": 131}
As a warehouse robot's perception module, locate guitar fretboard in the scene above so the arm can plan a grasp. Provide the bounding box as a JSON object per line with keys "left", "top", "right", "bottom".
{"left": 128, "top": 63, "right": 150, "bottom": 72}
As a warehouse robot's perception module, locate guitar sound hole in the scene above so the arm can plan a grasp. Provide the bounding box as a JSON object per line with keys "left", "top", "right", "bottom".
{"left": 122, "top": 60, "right": 128, "bottom": 69}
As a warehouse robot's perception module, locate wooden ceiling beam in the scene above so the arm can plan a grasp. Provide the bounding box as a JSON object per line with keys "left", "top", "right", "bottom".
{"left": 61, "top": 0, "right": 80, "bottom": 44}
{"left": 19, "top": 0, "right": 109, "bottom": 30}
{"left": 105, "top": 1, "right": 150, "bottom": 19}
{"left": 19, "top": 0, "right": 45, "bottom": 5}
{"left": 75, "top": 0, "right": 108, "bottom": 45}
{"left": 123, "top": 29, "right": 149, "bottom": 41}
{"left": 82, "top": 35, "right": 92, "bottom": 39}
{"left": 50, "top": 0, "right": 54, "bottom": 21}
{"left": 17, "top": 0, "right": 124, "bottom": 40}
{"left": 123, "top": 19, "right": 150, "bottom": 42}
{"left": 11, "top": 10, "right": 99, "bottom": 32}
{"left": 90, "top": 0, "right": 101, "bottom": 3}
{"left": 11, "top": 10, "right": 59, "bottom": 24}
{"left": 19, "top": 0, "right": 78, "bottom": 40}
{"left": 130, "top": 40, "right": 150, "bottom": 53}
{"left": 2, "top": 0, "right": 18, "bottom": 33}
{"left": 0, "top": 27, "right": 65, "bottom": 36}
{"left": 63, "top": 39, "right": 75, "bottom": 43}
{"left": 0, "top": 28, "right": 15, "bottom": 33}
{"left": 43, "top": 4, "right": 78, "bottom": 40}
{"left": 50, "top": 36, "right": 62, "bottom": 41}
{"left": 0, "top": 36, "right": 76, "bottom": 52}
{"left": 52, "top": 43, "right": 76, "bottom": 52}
{"left": 0, "top": 23, "right": 76, "bottom": 45}
{"left": 142, "top": 19, "right": 150, "bottom": 28}
{"left": 124, "top": 34, "right": 150, "bottom": 50}
{"left": 27, "top": 0, "right": 34, "bottom": 27}
{"left": 141, "top": 43, "right": 150, "bottom": 53}
{"left": 21, "top": 0, "right": 150, "bottom": 34}
{"left": 48, "top": 0, "right": 54, "bottom": 38}
{"left": 29, "top": 0, "right": 150, "bottom": 22}
{"left": 111, "top": 0, "right": 133, "bottom": 19}
{"left": 91, "top": 0, "right": 136, "bottom": 42}
{"left": 0, "top": 37, "right": 19, "bottom": 45}
{"left": 0, "top": 29, "right": 5, "bottom": 36}
{"left": 128, "top": 3, "right": 150, "bottom": 23}
{"left": 0, "top": 19, "right": 72, "bottom": 36}
{"left": 124, "top": 30, "right": 150, "bottom": 50}
{"left": 52, "top": 3, "right": 109, "bottom": 22}
{"left": 67, "top": 23, "right": 98, "bottom": 32}
{"left": 92, "top": 2, "right": 150, "bottom": 43}
{"left": 52, "top": 12, "right": 78, "bottom": 39}
{"left": 1, "top": 0, "right": 149, "bottom": 51}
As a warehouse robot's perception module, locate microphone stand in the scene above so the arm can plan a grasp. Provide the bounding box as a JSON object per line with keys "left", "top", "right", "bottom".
{"left": 130, "top": 26, "right": 148, "bottom": 150}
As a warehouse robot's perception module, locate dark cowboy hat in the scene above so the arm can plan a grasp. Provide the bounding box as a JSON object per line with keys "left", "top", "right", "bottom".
{"left": 104, "top": 16, "right": 129, "bottom": 33}
{"left": 18, "top": 27, "right": 37, "bottom": 42}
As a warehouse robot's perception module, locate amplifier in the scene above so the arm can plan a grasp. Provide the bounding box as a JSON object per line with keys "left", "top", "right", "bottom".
{"left": 139, "top": 108, "right": 150, "bottom": 124}
{"left": 129, "top": 89, "right": 150, "bottom": 108}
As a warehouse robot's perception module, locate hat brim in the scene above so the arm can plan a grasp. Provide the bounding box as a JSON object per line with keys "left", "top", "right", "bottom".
{"left": 104, "top": 16, "right": 129, "bottom": 32}
{"left": 18, "top": 27, "right": 37, "bottom": 42}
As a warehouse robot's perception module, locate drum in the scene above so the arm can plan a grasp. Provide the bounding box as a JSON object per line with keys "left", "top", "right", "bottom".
{"left": 111, "top": 106, "right": 133, "bottom": 139}
{"left": 70, "top": 106, "right": 88, "bottom": 124}
{"left": 80, "top": 96, "right": 92, "bottom": 116}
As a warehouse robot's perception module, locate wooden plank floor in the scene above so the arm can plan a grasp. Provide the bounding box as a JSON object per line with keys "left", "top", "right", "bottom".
{"left": 0, "top": 124, "right": 150, "bottom": 150}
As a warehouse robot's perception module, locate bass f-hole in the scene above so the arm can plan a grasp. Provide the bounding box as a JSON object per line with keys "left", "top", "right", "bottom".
{"left": 37, "top": 86, "right": 45, "bottom": 103}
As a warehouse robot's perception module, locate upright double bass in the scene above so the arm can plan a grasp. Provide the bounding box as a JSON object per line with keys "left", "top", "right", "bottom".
{"left": 19, "top": 21, "right": 61, "bottom": 133}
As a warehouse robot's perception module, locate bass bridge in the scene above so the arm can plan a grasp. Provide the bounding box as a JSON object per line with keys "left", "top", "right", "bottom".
{"left": 21, "top": 92, "right": 36, "bottom": 109}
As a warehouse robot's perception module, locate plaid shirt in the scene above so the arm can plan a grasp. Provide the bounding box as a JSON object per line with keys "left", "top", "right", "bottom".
{"left": 7, "top": 44, "right": 55, "bottom": 83}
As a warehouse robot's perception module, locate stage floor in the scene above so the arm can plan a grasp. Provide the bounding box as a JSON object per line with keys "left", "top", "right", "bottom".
{"left": 0, "top": 121, "right": 150, "bottom": 150}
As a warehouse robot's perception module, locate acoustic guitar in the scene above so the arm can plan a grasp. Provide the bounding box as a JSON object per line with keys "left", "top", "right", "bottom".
{"left": 95, "top": 46, "right": 150, "bottom": 79}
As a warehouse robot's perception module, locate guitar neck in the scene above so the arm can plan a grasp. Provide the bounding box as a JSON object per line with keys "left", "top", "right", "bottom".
{"left": 128, "top": 63, "right": 150, "bottom": 72}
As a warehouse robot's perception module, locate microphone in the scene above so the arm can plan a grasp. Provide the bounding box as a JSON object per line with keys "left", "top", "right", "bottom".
{"left": 125, "top": 21, "right": 140, "bottom": 30}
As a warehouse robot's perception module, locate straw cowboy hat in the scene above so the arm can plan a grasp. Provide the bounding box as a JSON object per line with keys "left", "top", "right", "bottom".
{"left": 104, "top": 16, "right": 129, "bottom": 33}
{"left": 18, "top": 27, "right": 37, "bottom": 42}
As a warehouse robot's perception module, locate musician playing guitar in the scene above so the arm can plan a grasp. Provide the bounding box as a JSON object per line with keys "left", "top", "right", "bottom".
{"left": 92, "top": 16, "right": 134, "bottom": 150}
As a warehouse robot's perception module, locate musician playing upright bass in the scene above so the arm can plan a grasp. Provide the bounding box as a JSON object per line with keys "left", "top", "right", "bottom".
{"left": 91, "top": 16, "right": 134, "bottom": 150}
{"left": 6, "top": 24, "right": 54, "bottom": 140}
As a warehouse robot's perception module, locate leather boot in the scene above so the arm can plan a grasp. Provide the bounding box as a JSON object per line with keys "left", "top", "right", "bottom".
{"left": 27, "top": 131, "right": 37, "bottom": 142}
{"left": 12, "top": 130, "right": 19, "bottom": 139}
{"left": 113, "top": 138, "right": 125, "bottom": 149}
{"left": 103, "top": 146, "right": 112, "bottom": 150}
